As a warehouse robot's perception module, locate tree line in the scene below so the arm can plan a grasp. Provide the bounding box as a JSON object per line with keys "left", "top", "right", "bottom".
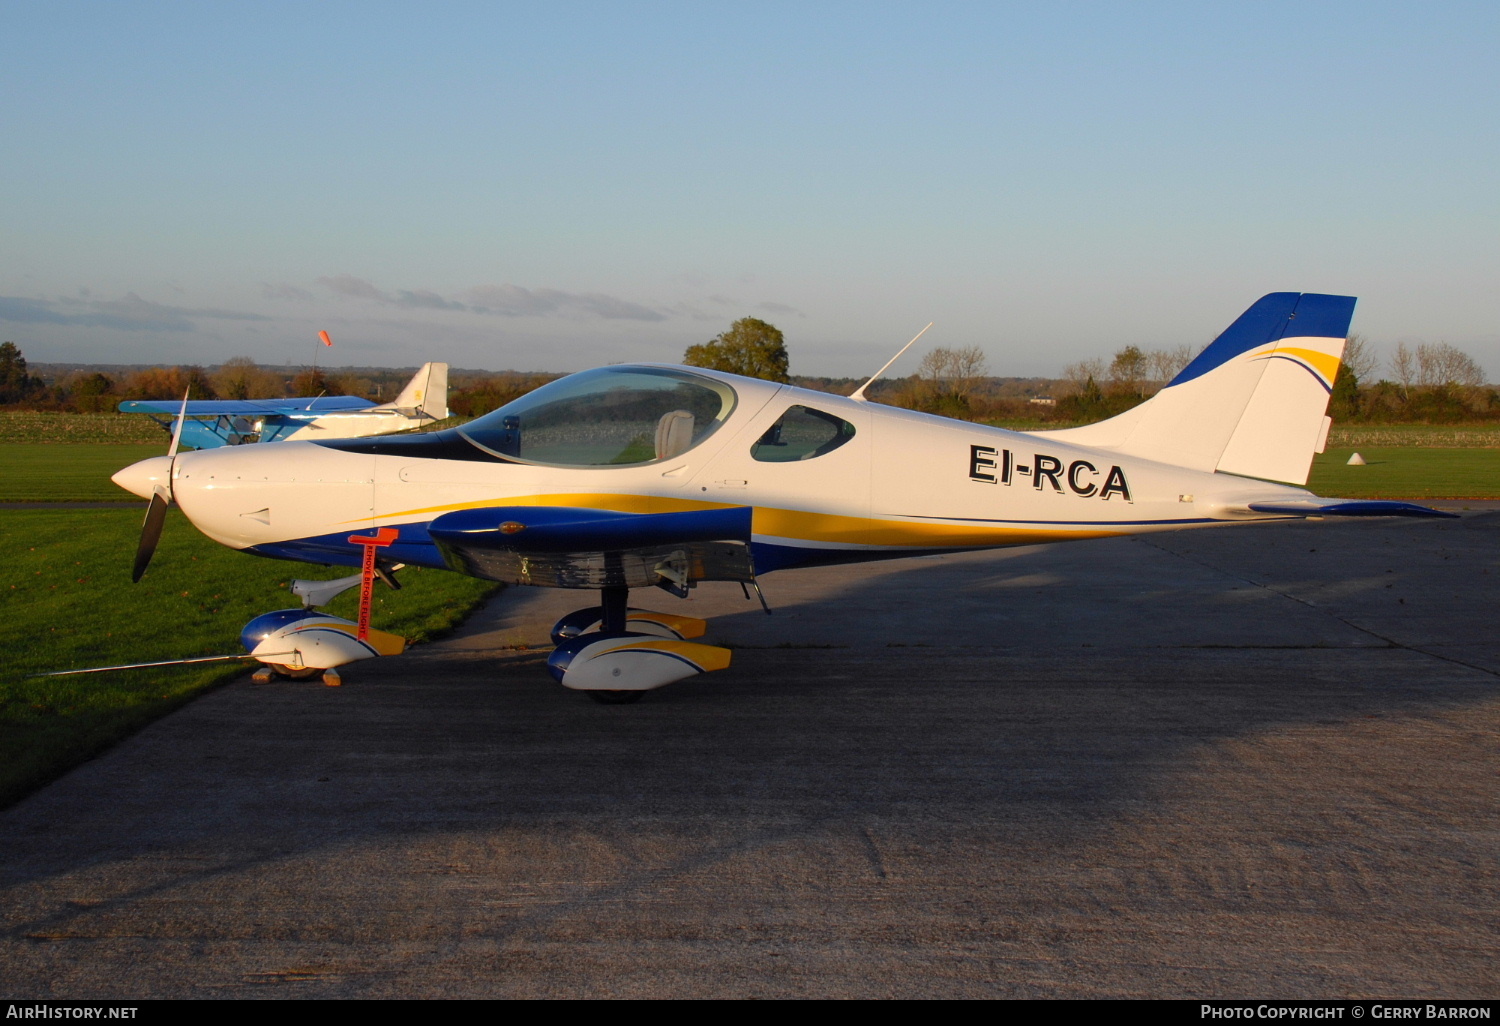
{"left": 4, "top": 323, "right": 1494, "bottom": 426}
{"left": 0, "top": 347, "right": 385, "bottom": 413}
{"left": 1057, "top": 335, "right": 1497, "bottom": 425}
{"left": 0, "top": 342, "right": 559, "bottom": 420}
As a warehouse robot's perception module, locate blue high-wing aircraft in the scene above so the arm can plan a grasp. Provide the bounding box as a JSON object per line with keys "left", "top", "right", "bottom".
{"left": 119, "top": 363, "right": 448, "bottom": 448}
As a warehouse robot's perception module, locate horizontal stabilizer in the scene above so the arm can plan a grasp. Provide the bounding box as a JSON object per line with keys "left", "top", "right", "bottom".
{"left": 1243, "top": 499, "right": 1457, "bottom": 519}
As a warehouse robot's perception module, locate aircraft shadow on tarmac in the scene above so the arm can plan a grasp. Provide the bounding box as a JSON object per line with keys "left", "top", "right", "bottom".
{"left": 2, "top": 513, "right": 1496, "bottom": 997}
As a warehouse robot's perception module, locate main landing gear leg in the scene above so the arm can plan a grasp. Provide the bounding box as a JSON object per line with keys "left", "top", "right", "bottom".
{"left": 600, "top": 585, "right": 628, "bottom": 635}
{"left": 587, "top": 585, "right": 643, "bottom": 704}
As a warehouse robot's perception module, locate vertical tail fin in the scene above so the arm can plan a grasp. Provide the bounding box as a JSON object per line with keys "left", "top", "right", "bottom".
{"left": 382, "top": 362, "right": 449, "bottom": 421}
{"left": 1037, "top": 293, "right": 1356, "bottom": 485}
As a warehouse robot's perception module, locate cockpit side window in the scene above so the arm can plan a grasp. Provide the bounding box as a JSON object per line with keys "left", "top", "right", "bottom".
{"left": 751, "top": 405, "right": 856, "bottom": 463}
{"left": 458, "top": 367, "right": 737, "bottom": 467}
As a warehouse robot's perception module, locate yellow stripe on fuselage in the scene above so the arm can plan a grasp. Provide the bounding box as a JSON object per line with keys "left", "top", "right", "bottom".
{"left": 347, "top": 492, "right": 1123, "bottom": 550}
{"left": 343, "top": 492, "right": 738, "bottom": 524}
{"left": 750, "top": 506, "right": 1121, "bottom": 548}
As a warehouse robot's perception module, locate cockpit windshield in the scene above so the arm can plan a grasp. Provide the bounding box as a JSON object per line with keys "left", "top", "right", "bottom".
{"left": 459, "top": 367, "right": 738, "bottom": 467}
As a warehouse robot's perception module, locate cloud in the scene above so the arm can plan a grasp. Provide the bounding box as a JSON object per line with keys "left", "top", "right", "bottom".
{"left": 664, "top": 301, "right": 725, "bottom": 322}
{"left": 317, "top": 274, "right": 391, "bottom": 302}
{"left": 262, "top": 282, "right": 315, "bottom": 302}
{"left": 458, "top": 284, "right": 558, "bottom": 316}
{"left": 173, "top": 303, "right": 269, "bottom": 322}
{"left": 758, "top": 301, "right": 804, "bottom": 317}
{"left": 395, "top": 288, "right": 467, "bottom": 311}
{"left": 563, "top": 291, "right": 666, "bottom": 321}
{"left": 311, "top": 275, "right": 667, "bottom": 322}
{"left": 460, "top": 284, "right": 665, "bottom": 321}
{"left": 0, "top": 296, "right": 72, "bottom": 325}
{"left": 0, "top": 293, "right": 268, "bottom": 332}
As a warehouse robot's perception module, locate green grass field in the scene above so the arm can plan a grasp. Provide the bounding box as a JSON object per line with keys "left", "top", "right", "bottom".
{"left": 0, "top": 444, "right": 163, "bottom": 501}
{"left": 0, "top": 410, "right": 165, "bottom": 444}
{"left": 1328, "top": 424, "right": 1500, "bottom": 448}
{"left": 0, "top": 508, "right": 499, "bottom": 808}
{"left": 1309, "top": 447, "right": 1498, "bottom": 499}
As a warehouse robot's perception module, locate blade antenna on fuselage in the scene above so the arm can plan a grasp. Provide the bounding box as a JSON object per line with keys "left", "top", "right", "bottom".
{"left": 849, "top": 323, "right": 933, "bottom": 403}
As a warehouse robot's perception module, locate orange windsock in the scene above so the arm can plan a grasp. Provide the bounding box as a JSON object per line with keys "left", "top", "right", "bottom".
{"left": 318, "top": 330, "right": 333, "bottom": 347}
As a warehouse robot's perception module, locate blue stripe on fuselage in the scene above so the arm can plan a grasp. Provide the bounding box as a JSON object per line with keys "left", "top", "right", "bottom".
{"left": 246, "top": 522, "right": 445, "bottom": 569}
{"left": 243, "top": 522, "right": 985, "bottom": 579}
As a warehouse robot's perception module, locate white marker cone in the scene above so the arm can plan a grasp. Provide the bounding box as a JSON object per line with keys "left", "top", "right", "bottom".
{"left": 1347, "top": 452, "right": 1367, "bottom": 466}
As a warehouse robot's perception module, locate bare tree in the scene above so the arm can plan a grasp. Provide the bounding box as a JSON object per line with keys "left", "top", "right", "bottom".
{"left": 1414, "top": 342, "right": 1486, "bottom": 388}
{"left": 918, "top": 346, "right": 989, "bottom": 401}
{"left": 1341, "top": 334, "right": 1378, "bottom": 382}
{"left": 1062, "top": 357, "right": 1105, "bottom": 395}
{"left": 1145, "top": 344, "right": 1193, "bottom": 388}
{"left": 1390, "top": 342, "right": 1417, "bottom": 396}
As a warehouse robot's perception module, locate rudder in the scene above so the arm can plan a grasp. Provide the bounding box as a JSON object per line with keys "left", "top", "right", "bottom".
{"left": 1038, "top": 293, "right": 1355, "bottom": 485}
{"left": 386, "top": 362, "right": 450, "bottom": 421}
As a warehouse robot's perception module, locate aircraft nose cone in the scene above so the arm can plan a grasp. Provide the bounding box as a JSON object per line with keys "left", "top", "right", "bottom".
{"left": 112, "top": 455, "right": 173, "bottom": 500}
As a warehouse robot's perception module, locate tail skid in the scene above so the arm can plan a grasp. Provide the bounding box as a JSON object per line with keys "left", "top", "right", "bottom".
{"left": 1038, "top": 293, "right": 1355, "bottom": 486}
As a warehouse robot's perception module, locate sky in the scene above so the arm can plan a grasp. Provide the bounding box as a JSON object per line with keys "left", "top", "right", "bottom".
{"left": 3, "top": 1, "right": 1497, "bottom": 380}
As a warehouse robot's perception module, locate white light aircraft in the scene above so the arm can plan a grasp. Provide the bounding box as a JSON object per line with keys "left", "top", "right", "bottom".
{"left": 119, "top": 363, "right": 449, "bottom": 448}
{"left": 111, "top": 293, "right": 1451, "bottom": 702}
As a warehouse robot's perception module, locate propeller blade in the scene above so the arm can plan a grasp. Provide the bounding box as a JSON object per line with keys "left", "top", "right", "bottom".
{"left": 131, "top": 389, "right": 189, "bottom": 581}
{"left": 166, "top": 388, "right": 189, "bottom": 463}
{"left": 132, "top": 490, "right": 169, "bottom": 582}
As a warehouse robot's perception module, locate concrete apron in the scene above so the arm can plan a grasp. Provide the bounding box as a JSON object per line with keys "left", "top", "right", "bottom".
{"left": 2, "top": 511, "right": 1497, "bottom": 998}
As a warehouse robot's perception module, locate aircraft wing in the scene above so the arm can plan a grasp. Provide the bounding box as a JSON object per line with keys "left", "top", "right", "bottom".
{"left": 1238, "top": 498, "right": 1457, "bottom": 519}
{"left": 427, "top": 505, "right": 756, "bottom": 590}
{"left": 119, "top": 397, "right": 376, "bottom": 417}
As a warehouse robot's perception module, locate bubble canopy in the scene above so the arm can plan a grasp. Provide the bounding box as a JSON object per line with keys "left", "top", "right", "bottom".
{"left": 459, "top": 366, "right": 739, "bottom": 467}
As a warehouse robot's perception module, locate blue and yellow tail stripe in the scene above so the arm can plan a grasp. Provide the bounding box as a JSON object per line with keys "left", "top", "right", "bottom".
{"left": 1247, "top": 344, "right": 1342, "bottom": 392}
